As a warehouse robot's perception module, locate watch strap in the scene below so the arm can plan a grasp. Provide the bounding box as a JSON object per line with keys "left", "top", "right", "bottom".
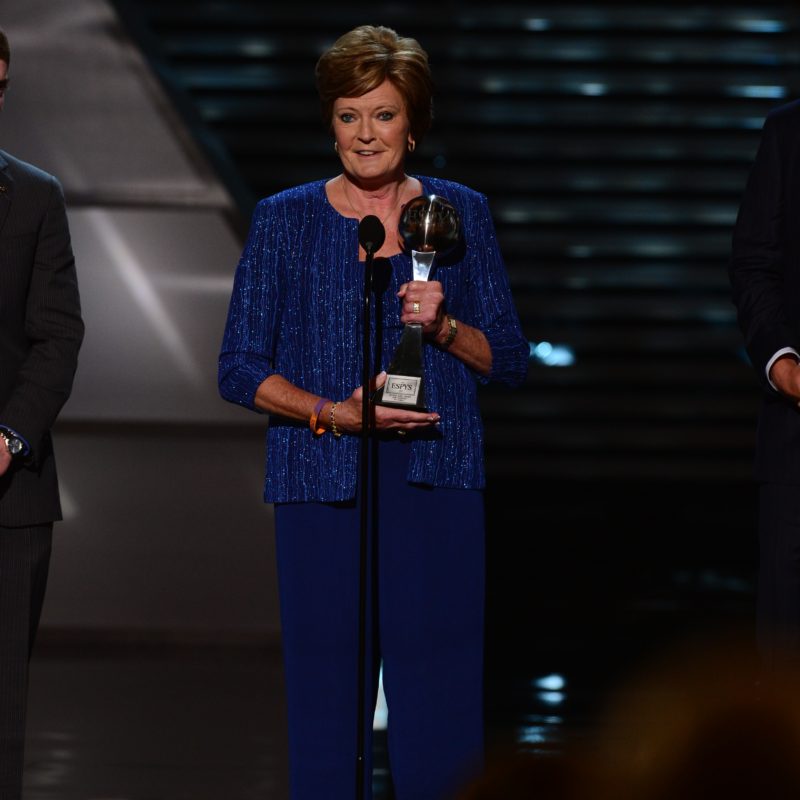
{"left": 441, "top": 315, "right": 457, "bottom": 349}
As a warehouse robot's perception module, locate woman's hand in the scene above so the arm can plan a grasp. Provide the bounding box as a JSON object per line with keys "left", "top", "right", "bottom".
{"left": 396, "top": 280, "right": 493, "bottom": 374}
{"left": 334, "top": 372, "right": 440, "bottom": 435}
{"left": 253, "top": 373, "right": 440, "bottom": 436}
{"left": 398, "top": 281, "right": 446, "bottom": 339}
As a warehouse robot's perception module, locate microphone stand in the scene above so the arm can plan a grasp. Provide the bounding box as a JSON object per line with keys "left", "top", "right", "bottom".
{"left": 355, "top": 217, "right": 384, "bottom": 800}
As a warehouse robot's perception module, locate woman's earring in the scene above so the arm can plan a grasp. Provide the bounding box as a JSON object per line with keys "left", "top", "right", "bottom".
{"left": 334, "top": 141, "right": 339, "bottom": 153}
{"left": 408, "top": 140, "right": 416, "bottom": 153}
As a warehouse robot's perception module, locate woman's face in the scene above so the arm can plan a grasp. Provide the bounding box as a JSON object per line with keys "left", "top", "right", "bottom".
{"left": 332, "top": 79, "right": 412, "bottom": 186}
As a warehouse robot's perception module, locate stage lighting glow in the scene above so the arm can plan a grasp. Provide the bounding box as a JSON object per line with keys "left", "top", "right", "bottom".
{"left": 732, "top": 19, "right": 785, "bottom": 33}
{"left": 503, "top": 208, "right": 543, "bottom": 224}
{"left": 59, "top": 484, "right": 79, "bottom": 520}
{"left": 153, "top": 275, "right": 233, "bottom": 293}
{"left": 517, "top": 727, "right": 548, "bottom": 745}
{"left": 728, "top": 85, "right": 786, "bottom": 99}
{"left": 524, "top": 19, "right": 551, "bottom": 31}
{"left": 517, "top": 715, "right": 563, "bottom": 748}
{"left": 241, "top": 41, "right": 273, "bottom": 57}
{"left": 534, "top": 341, "right": 553, "bottom": 360}
{"left": 580, "top": 83, "right": 607, "bottom": 96}
{"left": 535, "top": 674, "right": 566, "bottom": 692}
{"left": 530, "top": 342, "right": 576, "bottom": 368}
{"left": 87, "top": 210, "right": 203, "bottom": 386}
{"left": 482, "top": 78, "right": 506, "bottom": 93}
{"left": 537, "top": 691, "right": 566, "bottom": 706}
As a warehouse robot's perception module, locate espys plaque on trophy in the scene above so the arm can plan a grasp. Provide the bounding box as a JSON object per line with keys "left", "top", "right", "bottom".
{"left": 375, "top": 194, "right": 461, "bottom": 411}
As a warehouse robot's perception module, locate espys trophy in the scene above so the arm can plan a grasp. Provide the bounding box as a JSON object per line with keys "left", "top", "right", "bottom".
{"left": 375, "top": 194, "right": 461, "bottom": 411}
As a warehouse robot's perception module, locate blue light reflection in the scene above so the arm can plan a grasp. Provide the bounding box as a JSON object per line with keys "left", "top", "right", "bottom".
{"left": 538, "top": 691, "right": 566, "bottom": 706}
{"left": 530, "top": 341, "right": 576, "bottom": 367}
{"left": 516, "top": 714, "right": 564, "bottom": 750}
{"left": 580, "top": 83, "right": 607, "bottom": 96}
{"left": 535, "top": 673, "right": 566, "bottom": 691}
{"left": 732, "top": 19, "right": 785, "bottom": 33}
{"left": 727, "top": 85, "right": 786, "bottom": 99}
{"left": 524, "top": 19, "right": 551, "bottom": 31}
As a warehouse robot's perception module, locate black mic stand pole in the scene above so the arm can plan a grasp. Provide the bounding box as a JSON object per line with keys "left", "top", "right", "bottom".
{"left": 355, "top": 216, "right": 384, "bottom": 800}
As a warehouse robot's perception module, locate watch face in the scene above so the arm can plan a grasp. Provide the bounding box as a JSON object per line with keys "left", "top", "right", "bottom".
{"left": 6, "top": 437, "right": 23, "bottom": 456}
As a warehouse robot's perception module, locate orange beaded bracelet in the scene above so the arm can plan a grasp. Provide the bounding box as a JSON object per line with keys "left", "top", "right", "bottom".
{"left": 309, "top": 397, "right": 329, "bottom": 435}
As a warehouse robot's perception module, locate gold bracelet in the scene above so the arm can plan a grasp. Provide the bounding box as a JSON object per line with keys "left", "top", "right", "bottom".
{"left": 441, "top": 315, "right": 457, "bottom": 349}
{"left": 330, "top": 401, "right": 342, "bottom": 438}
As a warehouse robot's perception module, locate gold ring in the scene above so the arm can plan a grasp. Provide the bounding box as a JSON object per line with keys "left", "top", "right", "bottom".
{"left": 413, "top": 301, "right": 420, "bottom": 314}
{"left": 397, "top": 430, "right": 407, "bottom": 437}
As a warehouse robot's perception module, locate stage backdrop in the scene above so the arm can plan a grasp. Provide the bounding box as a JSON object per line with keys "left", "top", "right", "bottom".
{"left": 2, "top": 0, "right": 279, "bottom": 641}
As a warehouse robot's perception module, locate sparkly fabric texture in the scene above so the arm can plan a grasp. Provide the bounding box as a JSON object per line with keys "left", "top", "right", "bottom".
{"left": 219, "top": 176, "right": 528, "bottom": 503}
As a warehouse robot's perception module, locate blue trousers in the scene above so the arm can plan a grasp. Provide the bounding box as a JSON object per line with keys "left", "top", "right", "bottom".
{"left": 275, "top": 439, "right": 485, "bottom": 799}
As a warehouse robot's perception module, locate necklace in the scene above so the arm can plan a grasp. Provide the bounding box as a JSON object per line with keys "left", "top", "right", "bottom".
{"left": 341, "top": 175, "right": 409, "bottom": 228}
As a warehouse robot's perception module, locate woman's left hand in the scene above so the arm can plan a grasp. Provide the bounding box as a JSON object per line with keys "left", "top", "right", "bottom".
{"left": 398, "top": 280, "right": 445, "bottom": 338}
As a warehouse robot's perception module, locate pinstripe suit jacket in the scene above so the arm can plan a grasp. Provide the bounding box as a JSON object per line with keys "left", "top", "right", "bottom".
{"left": 0, "top": 149, "right": 83, "bottom": 527}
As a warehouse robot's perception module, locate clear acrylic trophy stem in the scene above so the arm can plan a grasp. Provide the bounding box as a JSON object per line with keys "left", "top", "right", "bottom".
{"left": 377, "top": 250, "right": 436, "bottom": 411}
{"left": 374, "top": 194, "right": 460, "bottom": 413}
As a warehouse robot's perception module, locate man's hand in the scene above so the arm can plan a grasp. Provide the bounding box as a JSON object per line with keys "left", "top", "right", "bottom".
{"left": 0, "top": 437, "right": 11, "bottom": 477}
{"left": 769, "top": 355, "right": 800, "bottom": 401}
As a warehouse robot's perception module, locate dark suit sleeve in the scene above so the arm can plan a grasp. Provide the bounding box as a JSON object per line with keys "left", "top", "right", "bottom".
{"left": 0, "top": 176, "right": 84, "bottom": 461}
{"left": 730, "top": 112, "right": 794, "bottom": 387}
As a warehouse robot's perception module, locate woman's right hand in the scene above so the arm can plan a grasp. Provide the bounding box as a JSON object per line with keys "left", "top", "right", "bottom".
{"left": 334, "top": 372, "right": 440, "bottom": 435}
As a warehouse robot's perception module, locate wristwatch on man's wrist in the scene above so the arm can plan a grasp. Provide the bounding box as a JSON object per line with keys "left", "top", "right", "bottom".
{"left": 0, "top": 431, "right": 25, "bottom": 458}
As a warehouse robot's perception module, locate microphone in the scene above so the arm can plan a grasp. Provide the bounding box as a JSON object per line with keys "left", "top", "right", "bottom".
{"left": 358, "top": 215, "right": 386, "bottom": 255}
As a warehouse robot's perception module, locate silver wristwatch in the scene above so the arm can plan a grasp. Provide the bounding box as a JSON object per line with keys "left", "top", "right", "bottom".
{"left": 0, "top": 431, "right": 25, "bottom": 458}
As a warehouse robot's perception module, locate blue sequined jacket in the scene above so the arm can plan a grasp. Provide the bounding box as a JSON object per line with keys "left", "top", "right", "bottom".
{"left": 219, "top": 176, "right": 528, "bottom": 503}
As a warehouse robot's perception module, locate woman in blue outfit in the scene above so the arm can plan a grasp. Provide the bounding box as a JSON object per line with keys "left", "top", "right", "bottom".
{"left": 219, "top": 25, "right": 528, "bottom": 800}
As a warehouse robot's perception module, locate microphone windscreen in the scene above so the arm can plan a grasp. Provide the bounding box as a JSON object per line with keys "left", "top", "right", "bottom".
{"left": 358, "top": 215, "right": 386, "bottom": 254}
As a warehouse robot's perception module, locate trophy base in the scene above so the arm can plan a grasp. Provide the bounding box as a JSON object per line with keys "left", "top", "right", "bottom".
{"left": 374, "top": 323, "right": 426, "bottom": 412}
{"left": 375, "top": 372, "right": 426, "bottom": 412}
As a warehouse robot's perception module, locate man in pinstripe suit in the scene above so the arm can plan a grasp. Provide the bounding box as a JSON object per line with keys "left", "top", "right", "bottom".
{"left": 0, "top": 29, "right": 83, "bottom": 799}
{"left": 731, "top": 98, "right": 800, "bottom": 672}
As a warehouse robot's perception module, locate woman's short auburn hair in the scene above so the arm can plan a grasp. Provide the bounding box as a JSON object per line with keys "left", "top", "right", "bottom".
{"left": 315, "top": 25, "right": 433, "bottom": 144}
